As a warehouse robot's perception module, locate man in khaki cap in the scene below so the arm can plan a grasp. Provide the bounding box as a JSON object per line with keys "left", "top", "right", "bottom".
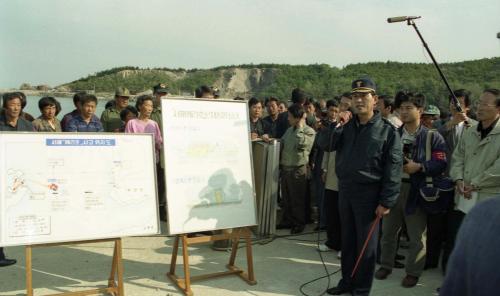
{"left": 101, "top": 87, "right": 131, "bottom": 132}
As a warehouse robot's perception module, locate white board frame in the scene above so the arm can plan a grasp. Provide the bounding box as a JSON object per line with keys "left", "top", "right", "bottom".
{"left": 0, "top": 132, "right": 160, "bottom": 247}
{"left": 162, "top": 98, "right": 258, "bottom": 235}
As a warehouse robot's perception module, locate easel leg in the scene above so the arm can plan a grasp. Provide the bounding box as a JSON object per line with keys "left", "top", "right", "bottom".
{"left": 108, "top": 241, "right": 118, "bottom": 288}
{"left": 244, "top": 228, "right": 256, "bottom": 283}
{"left": 181, "top": 235, "right": 193, "bottom": 296}
{"left": 228, "top": 228, "right": 242, "bottom": 267}
{"left": 26, "top": 246, "right": 33, "bottom": 296}
{"left": 115, "top": 239, "right": 125, "bottom": 296}
{"left": 168, "top": 236, "right": 180, "bottom": 276}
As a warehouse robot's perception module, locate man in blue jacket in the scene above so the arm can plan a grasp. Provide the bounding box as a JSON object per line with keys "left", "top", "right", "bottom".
{"left": 318, "top": 78, "right": 403, "bottom": 296}
{"left": 375, "top": 91, "right": 448, "bottom": 287}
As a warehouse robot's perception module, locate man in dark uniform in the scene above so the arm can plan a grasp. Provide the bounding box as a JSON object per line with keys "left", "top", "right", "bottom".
{"left": 318, "top": 78, "right": 403, "bottom": 295}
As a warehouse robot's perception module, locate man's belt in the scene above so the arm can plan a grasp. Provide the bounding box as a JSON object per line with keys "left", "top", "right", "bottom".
{"left": 281, "top": 164, "right": 306, "bottom": 171}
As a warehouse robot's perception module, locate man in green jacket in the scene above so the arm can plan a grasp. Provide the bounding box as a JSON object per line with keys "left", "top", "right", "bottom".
{"left": 100, "top": 87, "right": 131, "bottom": 132}
{"left": 277, "top": 103, "right": 316, "bottom": 234}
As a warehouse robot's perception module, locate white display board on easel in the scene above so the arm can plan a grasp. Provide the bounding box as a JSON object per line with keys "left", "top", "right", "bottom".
{"left": 0, "top": 133, "right": 159, "bottom": 247}
{"left": 162, "top": 98, "right": 257, "bottom": 235}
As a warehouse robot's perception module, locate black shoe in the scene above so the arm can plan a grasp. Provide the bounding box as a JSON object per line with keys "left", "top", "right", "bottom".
{"left": 401, "top": 275, "right": 419, "bottom": 288}
{"left": 290, "top": 225, "right": 305, "bottom": 234}
{"left": 0, "top": 258, "right": 16, "bottom": 267}
{"left": 394, "top": 260, "right": 405, "bottom": 269}
{"left": 326, "top": 286, "right": 351, "bottom": 295}
{"left": 211, "top": 239, "right": 231, "bottom": 251}
{"left": 276, "top": 223, "right": 292, "bottom": 229}
{"left": 374, "top": 267, "right": 392, "bottom": 280}
{"left": 396, "top": 254, "right": 405, "bottom": 260}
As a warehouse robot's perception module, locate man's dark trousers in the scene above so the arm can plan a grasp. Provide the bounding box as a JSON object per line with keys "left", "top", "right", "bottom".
{"left": 280, "top": 165, "right": 308, "bottom": 227}
{"left": 442, "top": 209, "right": 465, "bottom": 273}
{"left": 336, "top": 182, "right": 380, "bottom": 296}
{"left": 324, "top": 189, "right": 341, "bottom": 250}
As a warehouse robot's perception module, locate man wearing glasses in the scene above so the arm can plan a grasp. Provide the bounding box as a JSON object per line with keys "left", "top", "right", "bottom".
{"left": 450, "top": 88, "right": 500, "bottom": 221}
{"left": 441, "top": 88, "right": 500, "bottom": 294}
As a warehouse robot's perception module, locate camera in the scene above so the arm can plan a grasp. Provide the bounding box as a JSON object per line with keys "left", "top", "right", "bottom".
{"left": 402, "top": 141, "right": 414, "bottom": 164}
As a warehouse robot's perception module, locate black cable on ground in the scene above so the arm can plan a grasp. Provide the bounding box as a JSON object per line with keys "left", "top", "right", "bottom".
{"left": 243, "top": 227, "right": 341, "bottom": 296}
{"left": 298, "top": 226, "right": 341, "bottom": 296}
{"left": 235, "top": 230, "right": 321, "bottom": 249}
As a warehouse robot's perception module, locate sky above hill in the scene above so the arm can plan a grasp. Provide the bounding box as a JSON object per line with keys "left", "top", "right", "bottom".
{"left": 1, "top": 0, "right": 499, "bottom": 88}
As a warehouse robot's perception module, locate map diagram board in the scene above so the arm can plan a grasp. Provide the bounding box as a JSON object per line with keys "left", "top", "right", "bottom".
{"left": 0, "top": 133, "right": 159, "bottom": 247}
{"left": 162, "top": 98, "right": 257, "bottom": 235}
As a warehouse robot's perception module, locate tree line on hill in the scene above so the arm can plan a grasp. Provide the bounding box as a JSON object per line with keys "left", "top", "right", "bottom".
{"left": 59, "top": 57, "right": 499, "bottom": 111}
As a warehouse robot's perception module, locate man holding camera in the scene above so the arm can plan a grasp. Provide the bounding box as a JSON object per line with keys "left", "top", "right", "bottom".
{"left": 375, "top": 92, "right": 447, "bottom": 287}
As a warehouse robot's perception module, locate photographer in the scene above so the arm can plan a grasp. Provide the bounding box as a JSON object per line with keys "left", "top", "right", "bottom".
{"left": 376, "top": 91, "right": 448, "bottom": 288}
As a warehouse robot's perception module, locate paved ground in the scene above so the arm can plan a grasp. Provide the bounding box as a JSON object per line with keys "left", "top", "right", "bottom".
{"left": 0, "top": 223, "right": 442, "bottom": 296}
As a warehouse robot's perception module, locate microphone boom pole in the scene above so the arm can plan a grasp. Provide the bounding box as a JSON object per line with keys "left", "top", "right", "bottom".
{"left": 390, "top": 17, "right": 465, "bottom": 113}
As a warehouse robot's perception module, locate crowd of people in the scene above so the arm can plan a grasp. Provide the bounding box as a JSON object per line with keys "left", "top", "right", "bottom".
{"left": 245, "top": 80, "right": 499, "bottom": 295}
{"left": 1, "top": 80, "right": 499, "bottom": 296}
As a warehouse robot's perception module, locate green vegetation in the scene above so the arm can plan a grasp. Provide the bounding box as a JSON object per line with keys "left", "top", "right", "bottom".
{"left": 62, "top": 57, "right": 499, "bottom": 110}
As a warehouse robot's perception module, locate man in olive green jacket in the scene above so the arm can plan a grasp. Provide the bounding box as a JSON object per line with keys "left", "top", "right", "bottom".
{"left": 100, "top": 87, "right": 131, "bottom": 132}
{"left": 277, "top": 103, "right": 316, "bottom": 234}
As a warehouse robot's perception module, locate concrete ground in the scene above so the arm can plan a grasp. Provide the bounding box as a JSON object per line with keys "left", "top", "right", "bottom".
{"left": 0, "top": 223, "right": 442, "bottom": 296}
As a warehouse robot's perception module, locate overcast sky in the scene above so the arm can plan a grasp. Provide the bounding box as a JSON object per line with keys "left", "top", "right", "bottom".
{"left": 1, "top": 0, "right": 499, "bottom": 88}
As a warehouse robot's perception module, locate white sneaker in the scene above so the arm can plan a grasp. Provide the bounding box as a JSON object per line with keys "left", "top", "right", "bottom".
{"left": 317, "top": 243, "right": 333, "bottom": 252}
{"left": 337, "top": 251, "right": 342, "bottom": 259}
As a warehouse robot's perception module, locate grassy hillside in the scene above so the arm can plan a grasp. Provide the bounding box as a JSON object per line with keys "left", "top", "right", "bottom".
{"left": 62, "top": 57, "right": 499, "bottom": 109}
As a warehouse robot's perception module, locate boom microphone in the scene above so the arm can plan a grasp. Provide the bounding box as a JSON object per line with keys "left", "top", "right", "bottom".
{"left": 387, "top": 16, "right": 421, "bottom": 23}
{"left": 387, "top": 15, "right": 468, "bottom": 125}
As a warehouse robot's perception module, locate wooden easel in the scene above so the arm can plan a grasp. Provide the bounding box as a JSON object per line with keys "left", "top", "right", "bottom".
{"left": 167, "top": 227, "right": 257, "bottom": 296}
{"left": 25, "top": 238, "right": 124, "bottom": 296}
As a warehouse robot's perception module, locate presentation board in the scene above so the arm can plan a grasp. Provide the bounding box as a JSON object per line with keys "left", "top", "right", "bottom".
{"left": 162, "top": 98, "right": 257, "bottom": 235}
{"left": 0, "top": 133, "right": 160, "bottom": 247}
